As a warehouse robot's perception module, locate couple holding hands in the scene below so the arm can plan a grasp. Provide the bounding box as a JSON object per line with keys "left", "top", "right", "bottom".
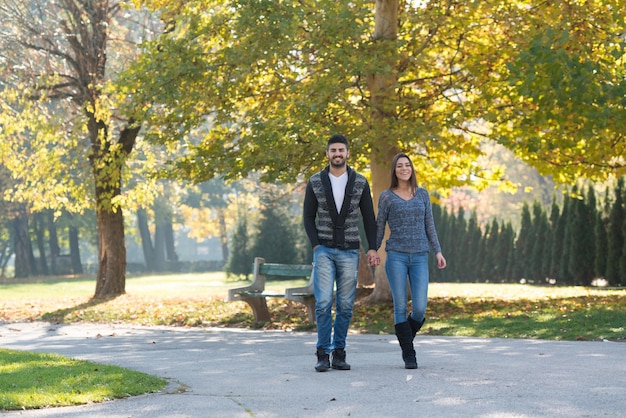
{"left": 303, "top": 134, "right": 447, "bottom": 372}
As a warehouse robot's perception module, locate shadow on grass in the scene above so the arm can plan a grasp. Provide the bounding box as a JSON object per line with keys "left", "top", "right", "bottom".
{"left": 40, "top": 295, "right": 119, "bottom": 324}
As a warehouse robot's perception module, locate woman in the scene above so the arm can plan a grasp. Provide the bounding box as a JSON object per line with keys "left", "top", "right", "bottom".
{"left": 376, "top": 153, "right": 446, "bottom": 369}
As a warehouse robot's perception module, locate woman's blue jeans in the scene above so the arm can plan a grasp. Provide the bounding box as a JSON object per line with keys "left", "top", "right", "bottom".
{"left": 312, "top": 245, "right": 360, "bottom": 353}
{"left": 385, "top": 251, "right": 429, "bottom": 325}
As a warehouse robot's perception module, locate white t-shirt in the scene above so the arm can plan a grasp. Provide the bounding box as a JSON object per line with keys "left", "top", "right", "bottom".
{"left": 329, "top": 171, "right": 348, "bottom": 213}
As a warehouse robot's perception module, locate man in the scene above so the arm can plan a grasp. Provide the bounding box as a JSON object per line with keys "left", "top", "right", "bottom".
{"left": 303, "top": 133, "right": 380, "bottom": 372}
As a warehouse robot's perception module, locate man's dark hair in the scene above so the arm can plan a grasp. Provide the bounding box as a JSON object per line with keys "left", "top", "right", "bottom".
{"left": 327, "top": 134, "right": 349, "bottom": 150}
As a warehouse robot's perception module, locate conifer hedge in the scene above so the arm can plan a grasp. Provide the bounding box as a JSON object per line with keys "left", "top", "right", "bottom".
{"left": 431, "top": 178, "right": 626, "bottom": 286}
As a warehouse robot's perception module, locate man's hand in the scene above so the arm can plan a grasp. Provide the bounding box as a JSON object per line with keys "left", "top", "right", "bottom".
{"left": 366, "top": 249, "right": 380, "bottom": 267}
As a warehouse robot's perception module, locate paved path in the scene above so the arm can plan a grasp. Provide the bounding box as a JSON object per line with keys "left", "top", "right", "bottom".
{"left": 1, "top": 322, "right": 624, "bottom": 417}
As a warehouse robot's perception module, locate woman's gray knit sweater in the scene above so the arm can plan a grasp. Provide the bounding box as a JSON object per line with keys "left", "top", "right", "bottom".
{"left": 375, "top": 187, "right": 442, "bottom": 254}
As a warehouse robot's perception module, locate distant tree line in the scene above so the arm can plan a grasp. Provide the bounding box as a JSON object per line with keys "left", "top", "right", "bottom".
{"left": 1, "top": 203, "right": 217, "bottom": 279}
{"left": 4, "top": 208, "right": 87, "bottom": 279}
{"left": 7, "top": 173, "right": 624, "bottom": 288}
{"left": 431, "top": 178, "right": 626, "bottom": 286}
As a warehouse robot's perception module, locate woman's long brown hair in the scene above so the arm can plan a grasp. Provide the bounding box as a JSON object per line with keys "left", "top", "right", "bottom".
{"left": 389, "top": 153, "right": 417, "bottom": 191}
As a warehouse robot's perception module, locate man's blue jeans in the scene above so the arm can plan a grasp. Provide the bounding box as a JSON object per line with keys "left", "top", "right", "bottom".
{"left": 312, "top": 245, "right": 360, "bottom": 353}
{"left": 385, "top": 251, "right": 429, "bottom": 324}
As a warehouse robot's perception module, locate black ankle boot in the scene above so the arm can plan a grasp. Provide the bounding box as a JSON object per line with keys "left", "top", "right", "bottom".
{"left": 395, "top": 321, "right": 417, "bottom": 369}
{"left": 331, "top": 348, "right": 351, "bottom": 370}
{"left": 315, "top": 347, "right": 330, "bottom": 372}
{"left": 408, "top": 316, "right": 426, "bottom": 339}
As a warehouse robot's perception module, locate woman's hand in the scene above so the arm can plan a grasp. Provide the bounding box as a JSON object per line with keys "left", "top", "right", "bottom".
{"left": 436, "top": 252, "right": 447, "bottom": 269}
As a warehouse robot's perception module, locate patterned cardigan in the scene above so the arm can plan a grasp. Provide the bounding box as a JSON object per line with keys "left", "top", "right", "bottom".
{"left": 303, "top": 166, "right": 377, "bottom": 251}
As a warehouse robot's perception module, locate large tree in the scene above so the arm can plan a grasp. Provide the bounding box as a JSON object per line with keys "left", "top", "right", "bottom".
{"left": 494, "top": 1, "right": 626, "bottom": 183}
{"left": 123, "top": 0, "right": 625, "bottom": 300}
{"left": 0, "top": 0, "right": 152, "bottom": 296}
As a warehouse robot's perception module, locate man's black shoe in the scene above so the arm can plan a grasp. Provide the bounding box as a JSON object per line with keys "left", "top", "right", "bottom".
{"left": 331, "top": 348, "right": 351, "bottom": 370}
{"left": 315, "top": 347, "right": 330, "bottom": 372}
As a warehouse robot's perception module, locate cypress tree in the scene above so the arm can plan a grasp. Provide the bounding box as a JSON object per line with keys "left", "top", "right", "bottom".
{"left": 620, "top": 216, "right": 626, "bottom": 285}
{"left": 250, "top": 197, "right": 298, "bottom": 265}
{"left": 514, "top": 202, "right": 533, "bottom": 281}
{"left": 606, "top": 178, "right": 625, "bottom": 286}
{"left": 548, "top": 196, "right": 561, "bottom": 280}
{"left": 505, "top": 224, "right": 517, "bottom": 282}
{"left": 568, "top": 186, "right": 597, "bottom": 285}
{"left": 484, "top": 219, "right": 500, "bottom": 281}
{"left": 585, "top": 186, "right": 598, "bottom": 283}
{"left": 559, "top": 193, "right": 574, "bottom": 285}
{"left": 454, "top": 207, "right": 468, "bottom": 281}
{"left": 465, "top": 211, "right": 482, "bottom": 280}
{"left": 445, "top": 207, "right": 460, "bottom": 280}
{"left": 295, "top": 224, "right": 313, "bottom": 265}
{"left": 475, "top": 222, "right": 489, "bottom": 282}
{"left": 225, "top": 215, "right": 252, "bottom": 278}
{"left": 430, "top": 204, "right": 444, "bottom": 281}
{"left": 433, "top": 206, "right": 450, "bottom": 282}
{"left": 497, "top": 222, "right": 515, "bottom": 282}
{"left": 594, "top": 188, "right": 610, "bottom": 280}
{"left": 530, "top": 201, "right": 549, "bottom": 282}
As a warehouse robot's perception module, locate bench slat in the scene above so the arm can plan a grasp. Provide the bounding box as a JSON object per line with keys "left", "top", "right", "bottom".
{"left": 239, "top": 291, "right": 285, "bottom": 298}
{"left": 258, "top": 263, "right": 312, "bottom": 277}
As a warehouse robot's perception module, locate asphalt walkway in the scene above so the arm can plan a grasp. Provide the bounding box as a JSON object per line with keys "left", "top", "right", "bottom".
{"left": 1, "top": 321, "right": 624, "bottom": 417}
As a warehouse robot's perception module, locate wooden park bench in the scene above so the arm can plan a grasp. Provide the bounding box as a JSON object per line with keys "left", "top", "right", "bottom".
{"left": 228, "top": 257, "right": 315, "bottom": 323}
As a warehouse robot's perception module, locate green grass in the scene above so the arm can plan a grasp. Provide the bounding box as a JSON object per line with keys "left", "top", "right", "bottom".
{"left": 0, "top": 273, "right": 624, "bottom": 411}
{"left": 426, "top": 283, "right": 626, "bottom": 341}
{"left": 0, "top": 349, "right": 165, "bottom": 411}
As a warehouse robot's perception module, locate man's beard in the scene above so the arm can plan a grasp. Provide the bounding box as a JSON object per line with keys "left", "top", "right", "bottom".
{"left": 330, "top": 158, "right": 346, "bottom": 168}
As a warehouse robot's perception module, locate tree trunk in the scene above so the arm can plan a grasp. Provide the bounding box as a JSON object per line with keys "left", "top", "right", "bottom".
{"left": 217, "top": 208, "right": 229, "bottom": 262}
{"left": 94, "top": 205, "right": 127, "bottom": 297}
{"left": 137, "top": 208, "right": 156, "bottom": 272}
{"left": 91, "top": 121, "right": 140, "bottom": 298}
{"left": 33, "top": 212, "right": 49, "bottom": 275}
{"left": 68, "top": 224, "right": 83, "bottom": 274}
{"left": 154, "top": 220, "right": 167, "bottom": 272}
{"left": 365, "top": 0, "right": 400, "bottom": 303}
{"left": 164, "top": 216, "right": 178, "bottom": 262}
{"left": 357, "top": 249, "right": 375, "bottom": 287}
{"left": 47, "top": 210, "right": 60, "bottom": 274}
{"left": 367, "top": 148, "right": 397, "bottom": 302}
{"left": 12, "top": 210, "right": 34, "bottom": 278}
{"left": 0, "top": 242, "right": 10, "bottom": 277}
{"left": 90, "top": 118, "right": 128, "bottom": 298}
